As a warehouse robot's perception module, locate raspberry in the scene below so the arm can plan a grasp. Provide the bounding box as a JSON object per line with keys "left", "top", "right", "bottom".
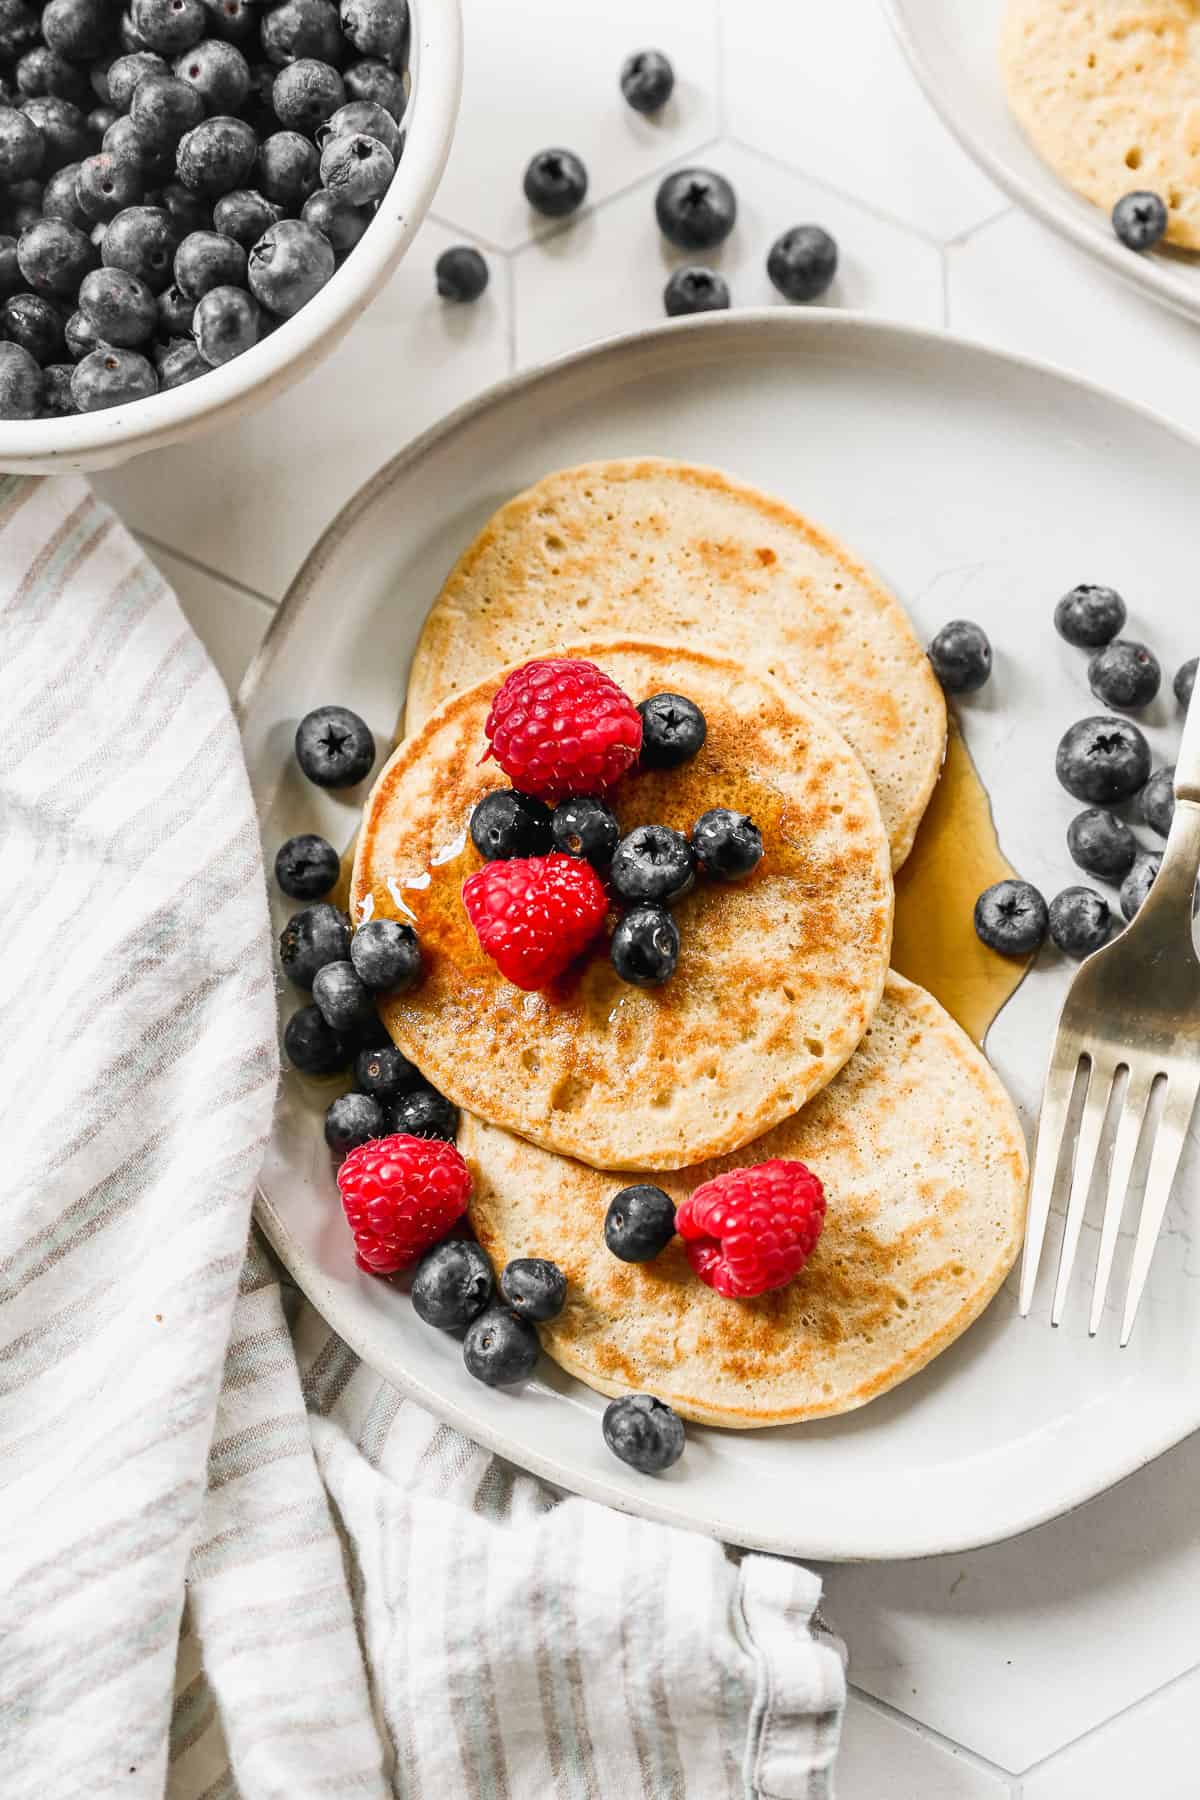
{"left": 675, "top": 1159, "right": 825, "bottom": 1299}
{"left": 336, "top": 1133, "right": 471, "bottom": 1274}
{"left": 483, "top": 658, "right": 643, "bottom": 802}
{"left": 463, "top": 852, "right": 607, "bottom": 989}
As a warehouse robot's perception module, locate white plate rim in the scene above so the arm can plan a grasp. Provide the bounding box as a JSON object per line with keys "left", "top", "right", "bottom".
{"left": 239, "top": 308, "right": 1200, "bottom": 1560}
{"left": 883, "top": 0, "right": 1200, "bottom": 328}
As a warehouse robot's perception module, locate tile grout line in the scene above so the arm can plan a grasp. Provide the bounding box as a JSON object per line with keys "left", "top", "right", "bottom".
{"left": 713, "top": 0, "right": 728, "bottom": 133}
{"left": 848, "top": 1687, "right": 1021, "bottom": 1791}
{"left": 427, "top": 210, "right": 512, "bottom": 259}
{"left": 725, "top": 133, "right": 951, "bottom": 251}
{"left": 1011, "top": 1657, "right": 1200, "bottom": 1782}
{"left": 135, "top": 531, "right": 279, "bottom": 611}
{"left": 944, "top": 201, "right": 1017, "bottom": 249}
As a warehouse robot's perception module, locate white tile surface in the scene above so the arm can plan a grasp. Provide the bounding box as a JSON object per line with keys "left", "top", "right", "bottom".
{"left": 1023, "top": 1665, "right": 1200, "bottom": 1800}
{"left": 838, "top": 1694, "right": 1011, "bottom": 1800}
{"left": 140, "top": 539, "right": 273, "bottom": 696}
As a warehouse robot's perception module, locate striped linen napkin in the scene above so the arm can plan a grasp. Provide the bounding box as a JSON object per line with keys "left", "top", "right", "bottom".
{"left": 0, "top": 474, "right": 847, "bottom": 1800}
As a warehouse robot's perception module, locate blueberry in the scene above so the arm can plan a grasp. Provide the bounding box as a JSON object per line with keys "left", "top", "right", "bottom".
{"left": 655, "top": 167, "right": 736, "bottom": 250}
{"left": 973, "top": 878, "right": 1048, "bottom": 956}
{"left": 462, "top": 1305, "right": 539, "bottom": 1386}
{"left": 301, "top": 186, "right": 368, "bottom": 252}
{"left": 6, "top": 178, "right": 44, "bottom": 235}
{"left": 319, "top": 129, "right": 393, "bottom": 204}
{"left": 157, "top": 337, "right": 205, "bottom": 385}
{"left": 213, "top": 187, "right": 283, "bottom": 246}
{"left": 339, "top": 0, "right": 407, "bottom": 61}
{"left": 412, "top": 1239, "right": 494, "bottom": 1330}
{"left": 497, "top": 1257, "right": 566, "bottom": 1323}
{"left": 0, "top": 341, "right": 42, "bottom": 418}
{"left": 1121, "top": 854, "right": 1161, "bottom": 921}
{"left": 131, "top": 0, "right": 206, "bottom": 56}
{"left": 1175, "top": 658, "right": 1197, "bottom": 711}
{"left": 104, "top": 112, "right": 175, "bottom": 182}
{"left": 17, "top": 217, "right": 96, "bottom": 296}
{"left": 106, "top": 51, "right": 169, "bottom": 111}
{"left": 350, "top": 917, "right": 422, "bottom": 993}
{"left": 343, "top": 56, "right": 407, "bottom": 119}
{"left": 102, "top": 205, "right": 179, "bottom": 290}
{"left": 610, "top": 905, "right": 680, "bottom": 985}
{"left": 637, "top": 692, "right": 707, "bottom": 767}
{"left": 19, "top": 98, "right": 89, "bottom": 173}
{"left": 173, "top": 226, "right": 246, "bottom": 296}
{"left": 0, "top": 105, "right": 44, "bottom": 182}
{"left": 119, "top": 7, "right": 148, "bottom": 52}
{"left": 272, "top": 58, "right": 345, "bottom": 132}
{"left": 77, "top": 152, "right": 145, "bottom": 223}
{"left": 469, "top": 789, "right": 552, "bottom": 861}
{"left": 0, "top": 0, "right": 38, "bottom": 59}
{"left": 1112, "top": 189, "right": 1168, "bottom": 252}
{"left": 551, "top": 796, "right": 619, "bottom": 866}
{"left": 71, "top": 345, "right": 158, "bottom": 410}
{"left": 620, "top": 48, "right": 674, "bottom": 113}
{"left": 523, "top": 147, "right": 588, "bottom": 218}
{"left": 295, "top": 702, "right": 375, "bottom": 786}
{"left": 131, "top": 73, "right": 205, "bottom": 152}
{"left": 1048, "top": 886, "right": 1111, "bottom": 959}
{"left": 324, "top": 1090, "right": 385, "bottom": 1152}
{"left": 604, "top": 1183, "right": 676, "bottom": 1262}
{"left": 353, "top": 1010, "right": 393, "bottom": 1049}
{"left": 275, "top": 831, "right": 340, "bottom": 899}
{"left": 390, "top": 1085, "right": 457, "bottom": 1141}
{"left": 0, "top": 234, "right": 18, "bottom": 296}
{"left": 663, "top": 265, "right": 729, "bottom": 317}
{"left": 602, "top": 1394, "right": 685, "bottom": 1474}
{"left": 1087, "top": 637, "right": 1162, "bottom": 712}
{"left": 1141, "top": 766, "right": 1175, "bottom": 838}
{"left": 156, "top": 279, "right": 194, "bottom": 335}
{"left": 322, "top": 98, "right": 403, "bottom": 161}
{"left": 767, "top": 223, "right": 838, "bottom": 303}
{"left": 312, "top": 957, "right": 375, "bottom": 1033}
{"left": 927, "top": 619, "right": 992, "bottom": 693}
{"left": 248, "top": 217, "right": 335, "bottom": 315}
{"left": 176, "top": 114, "right": 258, "bottom": 195}
{"left": 690, "top": 808, "right": 763, "bottom": 879}
{"left": 283, "top": 1002, "right": 350, "bottom": 1074}
{"left": 173, "top": 40, "right": 251, "bottom": 113}
{"left": 431, "top": 241, "right": 490, "bottom": 302}
{"left": 198, "top": 0, "right": 256, "bottom": 44}
{"left": 77, "top": 266, "right": 158, "bottom": 344}
{"left": 192, "top": 282, "right": 258, "bottom": 363}
{"left": 64, "top": 306, "right": 104, "bottom": 359}
{"left": 17, "top": 47, "right": 91, "bottom": 104}
{"left": 2, "top": 292, "right": 64, "bottom": 361}
{"left": 261, "top": 0, "right": 342, "bottom": 66}
{"left": 353, "top": 1041, "right": 418, "bottom": 1100}
{"left": 1054, "top": 583, "right": 1126, "bottom": 647}
{"left": 611, "top": 824, "right": 694, "bottom": 905}
{"left": 40, "top": 360, "right": 77, "bottom": 414}
{"left": 88, "top": 105, "right": 121, "bottom": 137}
{"left": 253, "top": 130, "right": 317, "bottom": 207}
{"left": 278, "top": 901, "right": 352, "bottom": 987}
{"left": 1056, "top": 716, "right": 1152, "bottom": 804}
{"left": 41, "top": 0, "right": 111, "bottom": 63}
{"left": 1067, "top": 808, "right": 1137, "bottom": 881}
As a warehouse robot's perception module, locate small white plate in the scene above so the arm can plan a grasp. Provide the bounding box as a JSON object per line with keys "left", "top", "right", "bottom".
{"left": 239, "top": 311, "right": 1200, "bottom": 1560}
{"left": 885, "top": 0, "right": 1200, "bottom": 326}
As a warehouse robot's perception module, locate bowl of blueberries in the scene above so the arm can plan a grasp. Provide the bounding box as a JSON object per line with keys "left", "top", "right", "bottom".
{"left": 0, "top": 0, "right": 461, "bottom": 469}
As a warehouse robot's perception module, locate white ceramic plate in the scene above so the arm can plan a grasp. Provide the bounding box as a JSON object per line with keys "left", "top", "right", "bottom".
{"left": 239, "top": 311, "right": 1200, "bottom": 1561}
{"left": 885, "top": 0, "right": 1200, "bottom": 326}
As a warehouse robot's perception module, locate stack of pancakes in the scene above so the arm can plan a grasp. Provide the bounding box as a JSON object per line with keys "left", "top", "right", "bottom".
{"left": 351, "top": 460, "right": 1028, "bottom": 1428}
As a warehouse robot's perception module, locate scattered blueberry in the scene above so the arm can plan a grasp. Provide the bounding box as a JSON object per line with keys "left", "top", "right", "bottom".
{"left": 435, "top": 243, "right": 488, "bottom": 301}
{"left": 638, "top": 692, "right": 707, "bottom": 768}
{"left": 283, "top": 1001, "right": 350, "bottom": 1074}
{"left": 604, "top": 1183, "right": 676, "bottom": 1262}
{"left": 0, "top": 340, "right": 42, "bottom": 417}
{"left": 390, "top": 1085, "right": 458, "bottom": 1141}
{"left": 469, "top": 788, "right": 553, "bottom": 860}
{"left": 1054, "top": 584, "right": 1126, "bottom": 648}
{"left": 295, "top": 702, "right": 375, "bottom": 787}
{"left": 276, "top": 831, "right": 340, "bottom": 900}
{"left": 463, "top": 1305, "right": 540, "bottom": 1387}
{"left": 655, "top": 167, "right": 736, "bottom": 250}
{"left": 611, "top": 824, "right": 695, "bottom": 905}
{"left": 174, "top": 227, "right": 246, "bottom": 297}
{"left": 257, "top": 127, "right": 320, "bottom": 206}
{"left": 17, "top": 216, "right": 96, "bottom": 296}
{"left": 551, "top": 796, "right": 619, "bottom": 866}
{"left": 272, "top": 56, "right": 344, "bottom": 131}
{"left": 412, "top": 1238, "right": 494, "bottom": 1330}
{"left": 1087, "top": 639, "right": 1161, "bottom": 711}
{"left": 973, "top": 878, "right": 1048, "bottom": 956}
{"left": 247, "top": 216, "right": 334, "bottom": 315}
{"left": 77, "top": 265, "right": 157, "bottom": 344}
{"left": 353, "top": 1041, "right": 418, "bottom": 1100}
{"left": 499, "top": 1257, "right": 567, "bottom": 1322}
{"left": 1112, "top": 189, "right": 1168, "bottom": 252}
{"left": 350, "top": 917, "right": 422, "bottom": 993}
{"left": 523, "top": 147, "right": 588, "bottom": 218}
{"left": 620, "top": 48, "right": 674, "bottom": 114}
{"left": 324, "top": 1089, "right": 385, "bottom": 1152}
{"left": 192, "top": 281, "right": 258, "bottom": 363}
{"left": 1047, "top": 886, "right": 1111, "bottom": 959}
{"left": 1066, "top": 807, "right": 1137, "bottom": 881}
{"left": 927, "top": 619, "right": 992, "bottom": 694}
{"left": 319, "top": 128, "right": 393, "bottom": 204}
{"left": 301, "top": 186, "right": 368, "bottom": 252}
{"left": 312, "top": 957, "right": 375, "bottom": 1034}
{"left": 70, "top": 344, "right": 157, "bottom": 408}
{"left": 690, "top": 808, "right": 763, "bottom": 879}
{"left": 610, "top": 905, "right": 680, "bottom": 985}
{"left": 1120, "top": 853, "right": 1162, "bottom": 921}
{"left": 1141, "top": 766, "right": 1176, "bottom": 838}
{"left": 278, "top": 900, "right": 352, "bottom": 987}
{"left": 1056, "top": 716, "right": 1152, "bottom": 804}
{"left": 101, "top": 205, "right": 178, "bottom": 291}
{"left": 602, "top": 1394, "right": 685, "bottom": 1474}
{"left": 174, "top": 37, "right": 251, "bottom": 112}
{"left": 1175, "top": 657, "right": 1197, "bottom": 711}
{"left": 663, "top": 264, "right": 729, "bottom": 316}
{"left": 767, "top": 224, "right": 837, "bottom": 302}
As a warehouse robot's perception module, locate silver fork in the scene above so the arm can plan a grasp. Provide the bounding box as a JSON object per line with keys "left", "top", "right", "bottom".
{"left": 1018, "top": 684, "right": 1200, "bottom": 1343}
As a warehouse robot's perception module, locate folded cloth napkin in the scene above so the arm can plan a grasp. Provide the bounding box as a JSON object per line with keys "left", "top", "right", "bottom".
{"left": 0, "top": 476, "right": 847, "bottom": 1800}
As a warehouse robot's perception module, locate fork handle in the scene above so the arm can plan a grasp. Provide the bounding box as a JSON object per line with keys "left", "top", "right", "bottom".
{"left": 1175, "top": 675, "right": 1200, "bottom": 802}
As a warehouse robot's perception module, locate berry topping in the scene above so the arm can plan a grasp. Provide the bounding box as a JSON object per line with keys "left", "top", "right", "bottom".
{"left": 1121, "top": 853, "right": 1162, "bottom": 921}
{"left": 462, "top": 852, "right": 607, "bottom": 989}
{"left": 637, "top": 692, "right": 707, "bottom": 767}
{"left": 295, "top": 702, "right": 376, "bottom": 787}
{"left": 610, "top": 904, "right": 679, "bottom": 986}
{"left": 973, "top": 878, "right": 1048, "bottom": 957}
{"left": 675, "top": 1158, "right": 826, "bottom": 1299}
{"left": 324, "top": 1090, "right": 385, "bottom": 1153}
{"left": 610, "top": 823, "right": 695, "bottom": 905}
{"left": 1054, "top": 583, "right": 1126, "bottom": 648}
{"left": 336, "top": 1132, "right": 471, "bottom": 1274}
{"left": 353, "top": 1041, "right": 419, "bottom": 1100}
{"left": 1087, "top": 639, "right": 1161, "bottom": 711}
{"left": 1175, "top": 657, "right": 1197, "bottom": 710}
{"left": 283, "top": 1002, "right": 350, "bottom": 1074}
{"left": 1047, "top": 886, "right": 1111, "bottom": 960}
{"left": 412, "top": 1238, "right": 494, "bottom": 1330}
{"left": 312, "top": 957, "right": 374, "bottom": 1034}
{"left": 1056, "top": 716, "right": 1151, "bottom": 804}
{"left": 275, "top": 831, "right": 340, "bottom": 900}
{"left": 499, "top": 1257, "right": 566, "bottom": 1322}
{"left": 389, "top": 1085, "right": 458, "bottom": 1142}
{"left": 690, "top": 808, "right": 763, "bottom": 879}
{"left": 1141, "top": 766, "right": 1176, "bottom": 839}
{"left": 604, "top": 1183, "right": 676, "bottom": 1262}
{"left": 602, "top": 1394, "right": 685, "bottom": 1473}
{"left": 469, "top": 787, "right": 553, "bottom": 860}
{"left": 550, "top": 795, "right": 620, "bottom": 866}
{"left": 278, "top": 901, "right": 352, "bottom": 987}
{"left": 462, "top": 1305, "right": 540, "bottom": 1385}
{"left": 483, "top": 657, "right": 643, "bottom": 802}
{"left": 927, "top": 619, "right": 992, "bottom": 693}
{"left": 350, "top": 917, "right": 422, "bottom": 993}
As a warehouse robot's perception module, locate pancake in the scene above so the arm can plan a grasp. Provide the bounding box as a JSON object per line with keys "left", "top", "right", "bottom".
{"left": 404, "top": 459, "right": 946, "bottom": 870}
{"left": 1001, "top": 0, "right": 1200, "bottom": 251}
{"left": 461, "top": 975, "right": 1029, "bottom": 1427}
{"left": 351, "top": 640, "right": 894, "bottom": 1172}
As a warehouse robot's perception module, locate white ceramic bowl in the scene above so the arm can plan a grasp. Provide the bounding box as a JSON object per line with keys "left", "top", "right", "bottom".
{"left": 0, "top": 0, "right": 462, "bottom": 475}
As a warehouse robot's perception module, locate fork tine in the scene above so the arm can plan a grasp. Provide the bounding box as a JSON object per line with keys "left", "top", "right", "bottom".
{"left": 1088, "top": 1069, "right": 1153, "bottom": 1337}
{"left": 1018, "top": 1051, "right": 1081, "bottom": 1316}
{"left": 1119, "top": 1075, "right": 1200, "bottom": 1346}
{"left": 1050, "top": 1055, "right": 1116, "bottom": 1326}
